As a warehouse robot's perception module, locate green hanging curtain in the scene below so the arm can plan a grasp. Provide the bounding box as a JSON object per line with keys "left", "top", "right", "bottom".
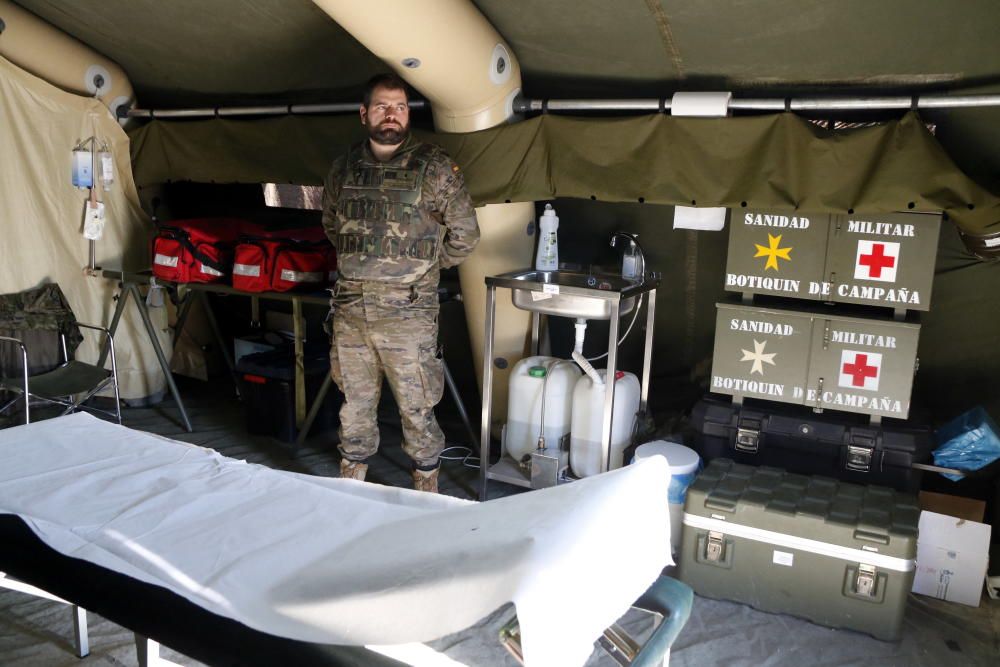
{"left": 129, "top": 111, "right": 1000, "bottom": 235}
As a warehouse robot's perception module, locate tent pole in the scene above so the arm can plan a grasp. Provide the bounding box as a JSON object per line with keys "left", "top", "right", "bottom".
{"left": 126, "top": 101, "right": 427, "bottom": 119}
{"left": 515, "top": 94, "right": 1000, "bottom": 113}
{"left": 127, "top": 94, "right": 1000, "bottom": 120}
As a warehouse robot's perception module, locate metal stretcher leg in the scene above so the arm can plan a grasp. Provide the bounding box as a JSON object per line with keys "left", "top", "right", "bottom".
{"left": 135, "top": 634, "right": 183, "bottom": 667}
{"left": 71, "top": 604, "right": 89, "bottom": 658}
{"left": 0, "top": 572, "right": 90, "bottom": 658}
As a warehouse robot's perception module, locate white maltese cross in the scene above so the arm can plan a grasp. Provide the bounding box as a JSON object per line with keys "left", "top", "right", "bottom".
{"left": 740, "top": 339, "right": 777, "bottom": 375}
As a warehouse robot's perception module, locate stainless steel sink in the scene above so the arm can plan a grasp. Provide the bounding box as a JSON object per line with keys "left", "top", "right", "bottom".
{"left": 493, "top": 269, "right": 644, "bottom": 320}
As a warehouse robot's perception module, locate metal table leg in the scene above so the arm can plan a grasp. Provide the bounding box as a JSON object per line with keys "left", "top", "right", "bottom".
{"left": 601, "top": 298, "right": 622, "bottom": 473}
{"left": 170, "top": 291, "right": 195, "bottom": 351}
{"left": 640, "top": 289, "right": 656, "bottom": 413}
{"left": 292, "top": 297, "right": 305, "bottom": 426}
{"left": 198, "top": 291, "right": 240, "bottom": 399}
{"left": 443, "top": 358, "right": 479, "bottom": 451}
{"left": 479, "top": 285, "right": 497, "bottom": 500}
{"left": 125, "top": 284, "right": 193, "bottom": 433}
{"left": 97, "top": 283, "right": 129, "bottom": 368}
{"left": 293, "top": 372, "right": 333, "bottom": 454}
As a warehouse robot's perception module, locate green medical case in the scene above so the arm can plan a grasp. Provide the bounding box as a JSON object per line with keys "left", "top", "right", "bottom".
{"left": 677, "top": 459, "right": 919, "bottom": 640}
{"left": 711, "top": 300, "right": 920, "bottom": 419}
{"left": 725, "top": 210, "right": 941, "bottom": 312}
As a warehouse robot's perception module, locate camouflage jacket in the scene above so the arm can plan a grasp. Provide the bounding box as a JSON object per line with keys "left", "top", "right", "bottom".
{"left": 321, "top": 136, "right": 480, "bottom": 284}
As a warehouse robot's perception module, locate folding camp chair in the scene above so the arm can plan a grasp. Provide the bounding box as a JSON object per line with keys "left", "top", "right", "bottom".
{"left": 0, "top": 284, "right": 120, "bottom": 425}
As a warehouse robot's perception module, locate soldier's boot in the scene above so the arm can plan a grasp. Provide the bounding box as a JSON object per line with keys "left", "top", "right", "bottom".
{"left": 340, "top": 459, "right": 368, "bottom": 481}
{"left": 412, "top": 467, "right": 439, "bottom": 494}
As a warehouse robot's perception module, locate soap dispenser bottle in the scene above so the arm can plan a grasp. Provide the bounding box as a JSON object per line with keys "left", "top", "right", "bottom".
{"left": 535, "top": 204, "right": 559, "bottom": 271}
{"left": 621, "top": 237, "right": 639, "bottom": 280}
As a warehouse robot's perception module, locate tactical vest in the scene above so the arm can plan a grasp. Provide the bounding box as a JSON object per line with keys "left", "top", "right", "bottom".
{"left": 334, "top": 142, "right": 442, "bottom": 283}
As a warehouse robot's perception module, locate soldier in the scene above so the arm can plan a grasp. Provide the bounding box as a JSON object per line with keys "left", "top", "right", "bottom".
{"left": 321, "top": 73, "right": 480, "bottom": 493}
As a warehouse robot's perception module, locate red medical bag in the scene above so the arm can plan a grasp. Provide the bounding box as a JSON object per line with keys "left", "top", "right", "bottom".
{"left": 151, "top": 218, "right": 246, "bottom": 284}
{"left": 232, "top": 225, "right": 336, "bottom": 293}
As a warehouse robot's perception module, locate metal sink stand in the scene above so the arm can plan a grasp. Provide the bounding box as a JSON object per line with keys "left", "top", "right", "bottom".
{"left": 479, "top": 271, "right": 659, "bottom": 500}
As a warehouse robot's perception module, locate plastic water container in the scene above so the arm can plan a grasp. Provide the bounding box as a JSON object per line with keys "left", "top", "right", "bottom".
{"left": 505, "top": 356, "right": 581, "bottom": 462}
{"left": 633, "top": 440, "right": 701, "bottom": 554}
{"left": 569, "top": 369, "right": 641, "bottom": 478}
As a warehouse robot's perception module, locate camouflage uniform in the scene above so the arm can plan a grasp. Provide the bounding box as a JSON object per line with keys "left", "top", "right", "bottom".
{"left": 322, "top": 136, "right": 479, "bottom": 470}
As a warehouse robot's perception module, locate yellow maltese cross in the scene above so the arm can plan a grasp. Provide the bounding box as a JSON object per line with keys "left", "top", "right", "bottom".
{"left": 754, "top": 233, "right": 792, "bottom": 271}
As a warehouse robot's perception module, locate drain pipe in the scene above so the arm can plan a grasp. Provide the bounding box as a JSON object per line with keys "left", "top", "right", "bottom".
{"left": 572, "top": 319, "right": 604, "bottom": 386}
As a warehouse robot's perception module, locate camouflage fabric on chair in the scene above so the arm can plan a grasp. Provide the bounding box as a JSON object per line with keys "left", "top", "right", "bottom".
{"left": 0, "top": 284, "right": 83, "bottom": 377}
{"left": 0, "top": 284, "right": 119, "bottom": 425}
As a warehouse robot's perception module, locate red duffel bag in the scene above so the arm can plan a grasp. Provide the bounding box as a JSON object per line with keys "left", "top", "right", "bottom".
{"left": 232, "top": 226, "right": 337, "bottom": 293}
{"left": 151, "top": 218, "right": 246, "bottom": 283}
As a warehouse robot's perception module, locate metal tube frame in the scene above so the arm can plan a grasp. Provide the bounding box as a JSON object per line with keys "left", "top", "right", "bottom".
{"left": 479, "top": 285, "right": 497, "bottom": 500}
{"left": 0, "top": 336, "right": 30, "bottom": 424}
{"left": 601, "top": 301, "right": 621, "bottom": 475}
{"left": 479, "top": 274, "right": 658, "bottom": 500}
{"left": 515, "top": 94, "right": 1000, "bottom": 114}
{"left": 128, "top": 94, "right": 1000, "bottom": 120}
{"left": 76, "top": 322, "right": 122, "bottom": 424}
{"left": 128, "top": 100, "right": 428, "bottom": 119}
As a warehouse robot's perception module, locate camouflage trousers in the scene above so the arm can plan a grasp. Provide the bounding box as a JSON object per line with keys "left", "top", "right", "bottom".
{"left": 329, "top": 280, "right": 445, "bottom": 468}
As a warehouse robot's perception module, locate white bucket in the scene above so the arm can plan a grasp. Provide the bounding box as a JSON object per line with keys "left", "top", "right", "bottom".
{"left": 569, "top": 370, "right": 641, "bottom": 478}
{"left": 633, "top": 440, "right": 701, "bottom": 554}
{"left": 504, "top": 356, "right": 581, "bottom": 462}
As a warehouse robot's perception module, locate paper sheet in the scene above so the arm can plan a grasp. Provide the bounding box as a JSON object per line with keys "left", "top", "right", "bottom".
{"left": 673, "top": 206, "right": 728, "bottom": 231}
{"left": 0, "top": 414, "right": 672, "bottom": 667}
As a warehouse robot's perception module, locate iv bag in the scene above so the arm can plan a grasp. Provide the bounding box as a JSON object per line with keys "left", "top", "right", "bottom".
{"left": 72, "top": 149, "right": 93, "bottom": 188}
{"left": 100, "top": 150, "right": 114, "bottom": 190}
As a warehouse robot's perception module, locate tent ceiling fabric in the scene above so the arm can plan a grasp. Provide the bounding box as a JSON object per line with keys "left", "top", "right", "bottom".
{"left": 472, "top": 0, "right": 1000, "bottom": 96}
{"left": 129, "top": 112, "right": 1000, "bottom": 236}
{"left": 16, "top": 0, "right": 1000, "bottom": 104}
{"left": 11, "top": 0, "right": 387, "bottom": 107}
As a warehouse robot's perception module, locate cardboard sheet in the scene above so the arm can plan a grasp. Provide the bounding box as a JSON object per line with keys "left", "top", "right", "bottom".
{"left": 0, "top": 414, "right": 672, "bottom": 666}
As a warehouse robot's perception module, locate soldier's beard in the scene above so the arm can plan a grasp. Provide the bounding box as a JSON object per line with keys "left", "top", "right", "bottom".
{"left": 369, "top": 121, "right": 410, "bottom": 146}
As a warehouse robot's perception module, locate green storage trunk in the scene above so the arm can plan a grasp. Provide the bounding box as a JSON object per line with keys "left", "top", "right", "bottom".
{"left": 678, "top": 459, "right": 919, "bottom": 641}
{"left": 711, "top": 301, "right": 920, "bottom": 419}
{"left": 726, "top": 210, "right": 941, "bottom": 312}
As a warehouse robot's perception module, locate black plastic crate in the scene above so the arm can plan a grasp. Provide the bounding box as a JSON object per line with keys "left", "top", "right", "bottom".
{"left": 236, "top": 345, "right": 340, "bottom": 443}
{"left": 690, "top": 393, "right": 932, "bottom": 492}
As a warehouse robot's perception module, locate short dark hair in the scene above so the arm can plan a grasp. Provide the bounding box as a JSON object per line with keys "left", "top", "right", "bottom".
{"left": 362, "top": 73, "right": 410, "bottom": 108}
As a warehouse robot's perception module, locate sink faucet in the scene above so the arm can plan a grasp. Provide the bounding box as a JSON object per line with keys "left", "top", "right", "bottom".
{"left": 610, "top": 232, "right": 646, "bottom": 281}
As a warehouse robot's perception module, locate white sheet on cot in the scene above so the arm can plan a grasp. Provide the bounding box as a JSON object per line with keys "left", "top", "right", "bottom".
{"left": 0, "top": 413, "right": 672, "bottom": 667}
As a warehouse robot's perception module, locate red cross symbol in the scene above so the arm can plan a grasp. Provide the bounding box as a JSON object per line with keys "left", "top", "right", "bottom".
{"left": 858, "top": 243, "right": 896, "bottom": 278}
{"left": 842, "top": 353, "right": 879, "bottom": 387}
